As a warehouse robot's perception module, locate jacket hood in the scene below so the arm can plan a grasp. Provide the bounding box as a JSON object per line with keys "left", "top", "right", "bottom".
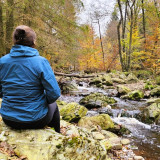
{"left": 10, "top": 45, "right": 39, "bottom": 57}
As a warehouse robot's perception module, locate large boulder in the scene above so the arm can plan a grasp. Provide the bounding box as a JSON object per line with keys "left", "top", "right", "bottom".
{"left": 79, "top": 92, "right": 117, "bottom": 109}
{"left": 78, "top": 114, "right": 114, "bottom": 130}
{"left": 150, "top": 86, "right": 160, "bottom": 97}
{"left": 60, "top": 102, "right": 88, "bottom": 122}
{"left": 0, "top": 120, "right": 109, "bottom": 160}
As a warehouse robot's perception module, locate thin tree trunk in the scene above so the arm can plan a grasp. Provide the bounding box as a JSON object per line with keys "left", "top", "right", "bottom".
{"left": 142, "top": 0, "right": 146, "bottom": 42}
{"left": 117, "top": 19, "right": 125, "bottom": 71}
{"left": 6, "top": 0, "right": 14, "bottom": 54}
{"left": 97, "top": 19, "right": 105, "bottom": 70}
{"left": 127, "top": 0, "right": 136, "bottom": 71}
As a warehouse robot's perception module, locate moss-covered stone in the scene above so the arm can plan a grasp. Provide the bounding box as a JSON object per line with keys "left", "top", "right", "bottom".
{"left": 78, "top": 114, "right": 114, "bottom": 130}
{"left": 60, "top": 102, "right": 88, "bottom": 122}
{"left": 146, "top": 98, "right": 160, "bottom": 105}
{"left": 141, "top": 103, "right": 160, "bottom": 124}
{"left": 60, "top": 82, "right": 78, "bottom": 94}
{"left": 156, "top": 76, "right": 160, "bottom": 85}
{"left": 150, "top": 86, "right": 160, "bottom": 97}
{"left": 117, "top": 85, "right": 131, "bottom": 96}
{"left": 126, "top": 73, "right": 139, "bottom": 84}
{"left": 79, "top": 92, "right": 117, "bottom": 109}
{"left": 101, "top": 75, "right": 113, "bottom": 86}
{"left": 56, "top": 100, "right": 67, "bottom": 110}
{"left": 148, "top": 103, "right": 160, "bottom": 119}
{"left": 144, "top": 81, "right": 154, "bottom": 90}
{"left": 0, "top": 120, "right": 109, "bottom": 160}
{"left": 128, "top": 90, "right": 144, "bottom": 100}
{"left": 122, "top": 90, "right": 144, "bottom": 100}
{"left": 89, "top": 77, "right": 102, "bottom": 85}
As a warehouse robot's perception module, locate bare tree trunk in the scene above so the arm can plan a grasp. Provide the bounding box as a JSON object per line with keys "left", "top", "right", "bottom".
{"left": 6, "top": 0, "right": 14, "bottom": 54}
{"left": 154, "top": 0, "right": 160, "bottom": 19}
{"left": 127, "top": 0, "right": 136, "bottom": 71}
{"left": 142, "top": 0, "right": 146, "bottom": 42}
{"left": 0, "top": 1, "right": 4, "bottom": 57}
{"left": 97, "top": 19, "right": 105, "bottom": 70}
{"left": 117, "top": 19, "right": 125, "bottom": 71}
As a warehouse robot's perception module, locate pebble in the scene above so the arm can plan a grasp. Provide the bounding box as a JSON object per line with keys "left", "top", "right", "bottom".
{"left": 134, "top": 156, "right": 144, "bottom": 160}
{"left": 121, "top": 138, "right": 130, "bottom": 145}
{"left": 92, "top": 132, "right": 105, "bottom": 140}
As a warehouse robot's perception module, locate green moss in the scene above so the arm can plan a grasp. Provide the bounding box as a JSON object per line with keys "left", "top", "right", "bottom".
{"left": 78, "top": 114, "right": 114, "bottom": 130}
{"left": 56, "top": 144, "right": 62, "bottom": 149}
{"left": 79, "top": 92, "right": 116, "bottom": 109}
{"left": 67, "top": 137, "right": 80, "bottom": 147}
{"left": 60, "top": 102, "right": 88, "bottom": 122}
{"left": 128, "top": 90, "right": 144, "bottom": 100}
{"left": 156, "top": 76, "right": 160, "bottom": 85}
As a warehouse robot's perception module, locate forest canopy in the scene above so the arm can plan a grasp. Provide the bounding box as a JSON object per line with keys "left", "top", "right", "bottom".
{"left": 0, "top": 0, "right": 160, "bottom": 73}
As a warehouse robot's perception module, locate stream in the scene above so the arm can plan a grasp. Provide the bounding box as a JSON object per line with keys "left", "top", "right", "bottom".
{"left": 59, "top": 83, "right": 160, "bottom": 160}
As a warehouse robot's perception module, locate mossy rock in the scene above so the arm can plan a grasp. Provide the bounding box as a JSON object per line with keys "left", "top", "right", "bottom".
{"left": 150, "top": 86, "right": 160, "bottom": 97}
{"left": 127, "top": 90, "right": 144, "bottom": 100}
{"left": 146, "top": 98, "right": 160, "bottom": 105}
{"left": 145, "top": 83, "right": 154, "bottom": 90}
{"left": 79, "top": 92, "right": 117, "bottom": 109}
{"left": 148, "top": 103, "right": 160, "bottom": 119}
{"left": 60, "top": 102, "right": 88, "bottom": 122}
{"left": 89, "top": 77, "right": 102, "bottom": 85}
{"left": 126, "top": 73, "right": 139, "bottom": 84}
{"left": 56, "top": 100, "right": 68, "bottom": 110}
{"left": 101, "top": 75, "right": 113, "bottom": 86}
{"left": 156, "top": 76, "right": 160, "bottom": 85}
{"left": 0, "top": 120, "right": 109, "bottom": 160}
{"left": 78, "top": 114, "right": 114, "bottom": 130}
{"left": 60, "top": 82, "right": 78, "bottom": 94}
{"left": 117, "top": 85, "right": 131, "bottom": 96}
{"left": 141, "top": 103, "right": 160, "bottom": 124}
{"left": 133, "top": 70, "right": 152, "bottom": 80}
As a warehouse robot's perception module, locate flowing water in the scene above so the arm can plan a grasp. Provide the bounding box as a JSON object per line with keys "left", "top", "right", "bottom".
{"left": 60, "top": 84, "right": 160, "bottom": 160}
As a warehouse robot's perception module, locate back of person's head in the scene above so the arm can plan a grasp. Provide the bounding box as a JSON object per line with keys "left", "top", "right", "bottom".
{"left": 13, "top": 25, "right": 36, "bottom": 48}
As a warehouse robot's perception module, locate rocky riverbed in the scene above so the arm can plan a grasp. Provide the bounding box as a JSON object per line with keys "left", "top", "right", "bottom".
{"left": 58, "top": 71, "right": 160, "bottom": 160}
{"left": 0, "top": 71, "right": 160, "bottom": 160}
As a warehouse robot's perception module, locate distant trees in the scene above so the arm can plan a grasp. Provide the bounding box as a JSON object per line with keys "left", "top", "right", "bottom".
{"left": 0, "top": 0, "right": 83, "bottom": 70}
{"left": 116, "top": 0, "right": 160, "bottom": 73}
{"left": 0, "top": 0, "right": 159, "bottom": 73}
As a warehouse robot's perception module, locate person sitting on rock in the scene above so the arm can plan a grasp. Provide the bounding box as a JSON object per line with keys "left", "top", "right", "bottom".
{"left": 0, "top": 25, "right": 61, "bottom": 133}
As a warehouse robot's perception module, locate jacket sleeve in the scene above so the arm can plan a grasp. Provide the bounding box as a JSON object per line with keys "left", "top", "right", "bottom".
{"left": 40, "top": 59, "right": 61, "bottom": 104}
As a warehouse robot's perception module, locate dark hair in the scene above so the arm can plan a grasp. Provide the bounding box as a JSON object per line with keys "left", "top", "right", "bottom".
{"left": 13, "top": 25, "right": 36, "bottom": 47}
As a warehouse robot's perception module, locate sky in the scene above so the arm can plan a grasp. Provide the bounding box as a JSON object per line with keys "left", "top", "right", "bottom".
{"left": 77, "top": 0, "right": 116, "bottom": 36}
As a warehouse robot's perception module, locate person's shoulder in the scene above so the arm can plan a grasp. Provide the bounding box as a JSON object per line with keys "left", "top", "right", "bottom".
{"left": 36, "top": 56, "right": 49, "bottom": 63}
{"left": 0, "top": 54, "right": 10, "bottom": 62}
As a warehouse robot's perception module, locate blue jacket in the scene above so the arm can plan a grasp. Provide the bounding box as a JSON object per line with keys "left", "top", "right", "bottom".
{"left": 0, "top": 45, "right": 61, "bottom": 122}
